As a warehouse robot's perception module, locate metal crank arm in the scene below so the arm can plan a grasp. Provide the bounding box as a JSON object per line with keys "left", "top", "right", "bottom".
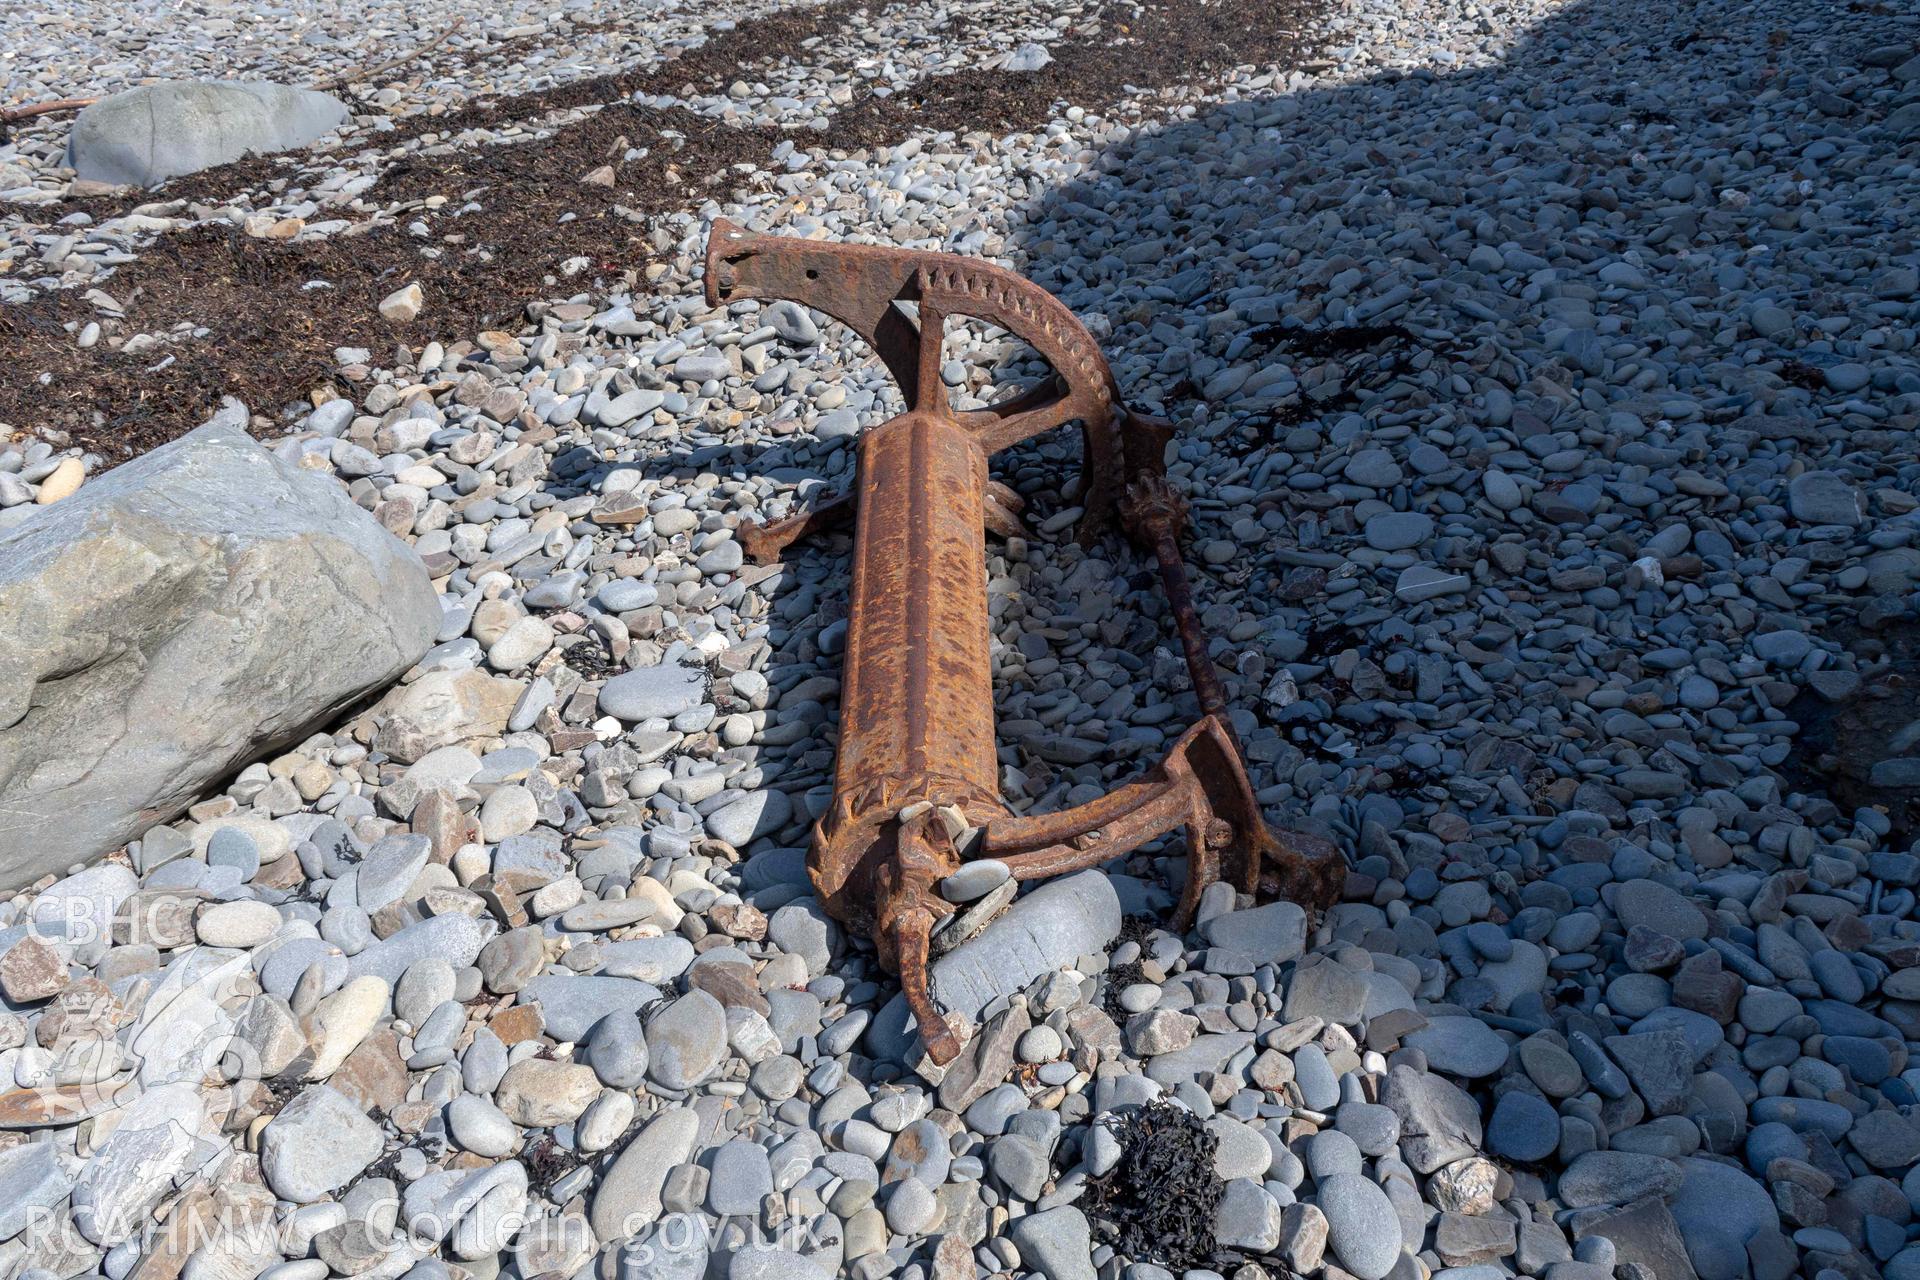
{"left": 741, "top": 481, "right": 1027, "bottom": 566}
{"left": 704, "top": 218, "right": 1345, "bottom": 1065}
{"left": 982, "top": 715, "right": 1345, "bottom": 925}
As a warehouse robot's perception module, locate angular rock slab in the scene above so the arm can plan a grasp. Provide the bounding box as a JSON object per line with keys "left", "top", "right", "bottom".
{"left": 0, "top": 407, "right": 439, "bottom": 890}
{"left": 867, "top": 870, "right": 1123, "bottom": 1058}
{"left": 64, "top": 81, "right": 351, "bottom": 187}
{"left": 932, "top": 869, "right": 1122, "bottom": 1022}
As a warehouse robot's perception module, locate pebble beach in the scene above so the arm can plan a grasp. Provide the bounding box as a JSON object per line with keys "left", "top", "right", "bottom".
{"left": 3, "top": 1, "right": 1920, "bottom": 1279}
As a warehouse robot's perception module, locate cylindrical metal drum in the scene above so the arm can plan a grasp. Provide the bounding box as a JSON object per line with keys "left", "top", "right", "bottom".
{"left": 839, "top": 409, "right": 998, "bottom": 809}
{"left": 807, "top": 410, "right": 1001, "bottom": 921}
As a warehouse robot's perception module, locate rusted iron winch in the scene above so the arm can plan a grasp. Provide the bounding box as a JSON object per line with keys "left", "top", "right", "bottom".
{"left": 705, "top": 219, "right": 1344, "bottom": 1064}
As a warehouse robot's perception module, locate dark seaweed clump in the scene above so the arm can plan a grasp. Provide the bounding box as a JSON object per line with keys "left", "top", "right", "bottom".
{"left": 1083, "top": 1100, "right": 1224, "bottom": 1271}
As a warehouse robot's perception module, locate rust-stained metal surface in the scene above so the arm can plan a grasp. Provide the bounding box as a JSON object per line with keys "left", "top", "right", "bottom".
{"left": 705, "top": 218, "right": 1344, "bottom": 1064}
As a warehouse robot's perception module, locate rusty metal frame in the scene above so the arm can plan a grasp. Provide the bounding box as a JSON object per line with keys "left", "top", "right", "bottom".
{"left": 706, "top": 218, "right": 1342, "bottom": 1064}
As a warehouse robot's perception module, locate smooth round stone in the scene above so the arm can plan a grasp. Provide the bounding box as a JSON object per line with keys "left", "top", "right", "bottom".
{"left": 1344, "top": 449, "right": 1402, "bottom": 488}
{"left": 196, "top": 899, "right": 282, "bottom": 948}
{"left": 1483, "top": 470, "right": 1522, "bottom": 508}
{"left": 1405, "top": 1017, "right": 1509, "bottom": 1078}
{"left": 1461, "top": 921, "right": 1513, "bottom": 962}
{"left": 695, "top": 540, "right": 744, "bottom": 575}
{"left": 1575, "top": 1237, "right": 1617, "bottom": 1266}
{"left": 1209, "top": 1117, "right": 1274, "bottom": 1180}
{"left": 708, "top": 1140, "right": 774, "bottom": 1216}
{"left": 447, "top": 1093, "right": 518, "bottom": 1157}
{"left": 704, "top": 789, "right": 792, "bottom": 846}
{"left": 600, "top": 936, "right": 696, "bottom": 984}
{"left": 1606, "top": 973, "right": 1672, "bottom": 1019}
{"left": 522, "top": 572, "right": 584, "bottom": 609}
{"left": 479, "top": 786, "right": 539, "bottom": 841}
{"left": 1036, "top": 1061, "right": 1076, "bottom": 1086}
{"left": 646, "top": 991, "right": 728, "bottom": 1090}
{"left": 207, "top": 827, "right": 261, "bottom": 880}
{"left": 463, "top": 1032, "right": 510, "bottom": 1094}
{"left": 487, "top": 616, "right": 555, "bottom": 671}
{"left": 598, "top": 580, "right": 659, "bottom": 612}
{"left": 751, "top": 1056, "right": 804, "bottom": 1102}
{"left": 884, "top": 1177, "right": 939, "bottom": 1235}
{"left": 1017, "top": 1026, "right": 1064, "bottom": 1063}
{"left": 408, "top": 1000, "right": 465, "bottom": 1066}
{"left": 653, "top": 508, "right": 698, "bottom": 536}
{"left": 600, "top": 663, "right": 708, "bottom": 721}
{"left": 1363, "top": 511, "right": 1434, "bottom": 550}
{"left": 577, "top": 1091, "right": 635, "bottom": 1153}
{"left": 1678, "top": 674, "right": 1720, "bottom": 709}
{"left": 395, "top": 957, "right": 457, "bottom": 1028}
{"left": 940, "top": 860, "right": 1010, "bottom": 903}
{"left": 1306, "top": 1130, "right": 1363, "bottom": 1179}
{"left": 320, "top": 905, "right": 374, "bottom": 955}
{"left": 1335, "top": 1102, "right": 1400, "bottom": 1157}
{"left": 1316, "top": 1172, "right": 1402, "bottom": 1280}
{"left": 1826, "top": 363, "right": 1871, "bottom": 393}
{"left": 1487, "top": 1091, "right": 1559, "bottom": 1162}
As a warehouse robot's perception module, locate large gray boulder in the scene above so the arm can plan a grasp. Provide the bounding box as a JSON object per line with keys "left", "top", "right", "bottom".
{"left": 0, "top": 403, "right": 439, "bottom": 889}
{"left": 63, "top": 80, "right": 350, "bottom": 187}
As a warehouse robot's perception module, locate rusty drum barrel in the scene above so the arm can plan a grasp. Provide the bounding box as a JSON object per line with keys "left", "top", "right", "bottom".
{"left": 807, "top": 410, "right": 1001, "bottom": 919}
{"left": 840, "top": 410, "right": 998, "bottom": 810}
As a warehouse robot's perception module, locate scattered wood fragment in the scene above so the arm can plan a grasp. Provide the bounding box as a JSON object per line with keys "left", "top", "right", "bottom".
{"left": 314, "top": 18, "right": 467, "bottom": 91}
{"left": 0, "top": 97, "right": 96, "bottom": 123}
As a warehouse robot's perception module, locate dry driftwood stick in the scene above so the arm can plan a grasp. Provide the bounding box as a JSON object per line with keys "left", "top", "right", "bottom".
{"left": 313, "top": 17, "right": 467, "bottom": 91}
{"left": 0, "top": 97, "right": 97, "bottom": 123}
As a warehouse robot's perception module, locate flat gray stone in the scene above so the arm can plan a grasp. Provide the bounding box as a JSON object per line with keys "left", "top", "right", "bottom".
{"left": 1669, "top": 1156, "right": 1779, "bottom": 1280}
{"left": 646, "top": 990, "right": 729, "bottom": 1090}
{"left": 1202, "top": 899, "right": 1307, "bottom": 964}
{"left": 1612, "top": 879, "right": 1708, "bottom": 941}
{"left": 260, "top": 1084, "right": 384, "bottom": 1205}
{"left": 600, "top": 663, "right": 707, "bottom": 721}
{"left": 346, "top": 913, "right": 496, "bottom": 985}
{"left": 1787, "top": 471, "right": 1862, "bottom": 526}
{"left": 0, "top": 1139, "right": 74, "bottom": 1239}
{"left": 940, "top": 860, "right": 1011, "bottom": 903}
{"left": 708, "top": 1140, "right": 774, "bottom": 1216}
{"left": 1006, "top": 1206, "right": 1095, "bottom": 1280}
{"left": 1214, "top": 1177, "right": 1283, "bottom": 1251}
{"left": 591, "top": 1108, "right": 700, "bottom": 1241}
{"left": 728, "top": 1251, "right": 829, "bottom": 1280}
{"left": 599, "top": 936, "right": 696, "bottom": 984}
{"left": 1405, "top": 1016, "right": 1509, "bottom": 1078}
{"left": 1558, "top": 1151, "right": 1684, "bottom": 1209}
{"left": 1316, "top": 1172, "right": 1402, "bottom": 1280}
{"left": 356, "top": 834, "right": 431, "bottom": 912}
{"left": 520, "top": 974, "right": 663, "bottom": 1043}
{"left": 929, "top": 870, "right": 1121, "bottom": 1024}
{"left": 704, "top": 788, "right": 792, "bottom": 846}
{"left": 767, "top": 898, "right": 838, "bottom": 976}
{"left": 1487, "top": 1091, "right": 1559, "bottom": 1162}
{"left": 1380, "top": 1066, "right": 1482, "bottom": 1173}
{"left": 585, "top": 1010, "right": 649, "bottom": 1089}
{"left": 1364, "top": 511, "right": 1435, "bottom": 550}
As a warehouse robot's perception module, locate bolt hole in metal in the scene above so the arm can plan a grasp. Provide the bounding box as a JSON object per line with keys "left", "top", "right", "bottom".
{"left": 702, "top": 218, "right": 1344, "bottom": 1064}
